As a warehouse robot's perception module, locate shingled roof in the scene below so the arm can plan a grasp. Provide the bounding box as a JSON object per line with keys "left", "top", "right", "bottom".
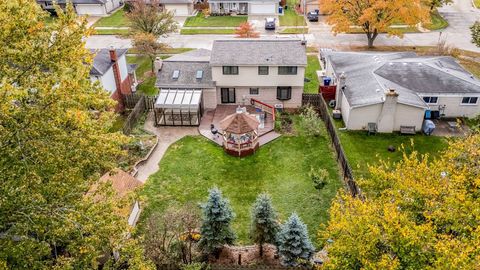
{"left": 220, "top": 111, "right": 260, "bottom": 134}
{"left": 90, "top": 48, "right": 128, "bottom": 76}
{"left": 210, "top": 39, "right": 307, "bottom": 66}
{"left": 324, "top": 51, "right": 480, "bottom": 108}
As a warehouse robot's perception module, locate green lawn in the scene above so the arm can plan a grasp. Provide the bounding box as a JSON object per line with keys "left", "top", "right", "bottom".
{"left": 93, "top": 8, "right": 129, "bottom": 27}
{"left": 140, "top": 129, "right": 341, "bottom": 244}
{"left": 425, "top": 11, "right": 448, "bottom": 31}
{"left": 280, "top": 27, "right": 308, "bottom": 34}
{"left": 127, "top": 55, "right": 171, "bottom": 96}
{"left": 334, "top": 124, "right": 449, "bottom": 178}
{"left": 180, "top": 28, "right": 235, "bottom": 35}
{"left": 279, "top": 8, "right": 306, "bottom": 26}
{"left": 304, "top": 55, "right": 320, "bottom": 94}
{"left": 183, "top": 13, "right": 247, "bottom": 27}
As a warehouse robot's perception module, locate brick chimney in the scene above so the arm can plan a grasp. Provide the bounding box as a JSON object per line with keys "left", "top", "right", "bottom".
{"left": 109, "top": 46, "right": 126, "bottom": 112}
{"left": 377, "top": 88, "right": 399, "bottom": 133}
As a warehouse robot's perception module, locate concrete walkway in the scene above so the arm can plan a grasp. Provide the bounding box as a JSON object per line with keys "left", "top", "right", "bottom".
{"left": 135, "top": 113, "right": 198, "bottom": 183}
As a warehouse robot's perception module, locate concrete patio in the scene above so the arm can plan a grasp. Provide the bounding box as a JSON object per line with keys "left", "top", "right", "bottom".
{"left": 199, "top": 105, "right": 281, "bottom": 146}
{"left": 431, "top": 119, "right": 471, "bottom": 137}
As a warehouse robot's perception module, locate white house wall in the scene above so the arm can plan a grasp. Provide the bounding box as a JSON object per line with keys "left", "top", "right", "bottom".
{"left": 118, "top": 55, "right": 129, "bottom": 81}
{"left": 215, "top": 86, "right": 303, "bottom": 108}
{"left": 340, "top": 91, "right": 350, "bottom": 127}
{"left": 346, "top": 104, "right": 382, "bottom": 130}
{"left": 100, "top": 67, "right": 117, "bottom": 93}
{"left": 164, "top": 3, "right": 192, "bottom": 15}
{"left": 211, "top": 66, "right": 305, "bottom": 87}
{"left": 426, "top": 95, "right": 480, "bottom": 118}
{"left": 393, "top": 104, "right": 424, "bottom": 131}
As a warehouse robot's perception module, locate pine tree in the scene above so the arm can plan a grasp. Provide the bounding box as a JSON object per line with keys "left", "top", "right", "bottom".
{"left": 250, "top": 193, "right": 279, "bottom": 257}
{"left": 198, "top": 187, "right": 236, "bottom": 257}
{"left": 277, "top": 213, "right": 315, "bottom": 266}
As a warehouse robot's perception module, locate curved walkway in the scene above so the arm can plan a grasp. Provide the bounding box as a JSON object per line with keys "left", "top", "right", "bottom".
{"left": 135, "top": 113, "right": 198, "bottom": 182}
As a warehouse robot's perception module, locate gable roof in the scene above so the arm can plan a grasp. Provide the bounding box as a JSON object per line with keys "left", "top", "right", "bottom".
{"left": 210, "top": 39, "right": 307, "bottom": 66}
{"left": 324, "top": 51, "right": 480, "bottom": 108}
{"left": 89, "top": 48, "right": 128, "bottom": 76}
{"left": 155, "top": 49, "right": 215, "bottom": 89}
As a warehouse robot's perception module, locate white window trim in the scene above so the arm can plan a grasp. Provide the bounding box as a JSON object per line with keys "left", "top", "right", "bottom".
{"left": 460, "top": 97, "right": 479, "bottom": 105}
{"left": 422, "top": 96, "right": 439, "bottom": 105}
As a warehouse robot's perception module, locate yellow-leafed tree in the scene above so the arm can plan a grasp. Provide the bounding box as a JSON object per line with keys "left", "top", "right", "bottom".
{"left": 320, "top": 0, "right": 430, "bottom": 48}
{"left": 318, "top": 134, "right": 480, "bottom": 269}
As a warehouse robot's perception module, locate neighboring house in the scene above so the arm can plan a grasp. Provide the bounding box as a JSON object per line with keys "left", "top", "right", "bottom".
{"left": 209, "top": 0, "right": 280, "bottom": 15}
{"left": 153, "top": 39, "right": 307, "bottom": 126}
{"left": 90, "top": 48, "right": 138, "bottom": 111}
{"left": 36, "top": 0, "right": 121, "bottom": 16}
{"left": 124, "top": 0, "right": 196, "bottom": 16}
{"left": 322, "top": 51, "right": 480, "bottom": 132}
{"left": 92, "top": 169, "right": 143, "bottom": 226}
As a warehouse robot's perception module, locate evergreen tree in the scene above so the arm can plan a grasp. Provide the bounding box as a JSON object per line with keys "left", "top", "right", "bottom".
{"left": 250, "top": 193, "right": 279, "bottom": 257}
{"left": 198, "top": 187, "right": 236, "bottom": 257}
{"left": 277, "top": 213, "right": 315, "bottom": 266}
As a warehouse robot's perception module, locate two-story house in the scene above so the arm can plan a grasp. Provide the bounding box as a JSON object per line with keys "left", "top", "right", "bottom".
{"left": 152, "top": 39, "right": 307, "bottom": 126}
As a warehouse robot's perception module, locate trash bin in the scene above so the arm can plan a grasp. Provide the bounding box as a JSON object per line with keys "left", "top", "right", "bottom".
{"left": 278, "top": 6, "right": 283, "bottom": 14}
{"left": 425, "top": 109, "right": 431, "bottom": 119}
{"left": 323, "top": 77, "right": 332, "bottom": 86}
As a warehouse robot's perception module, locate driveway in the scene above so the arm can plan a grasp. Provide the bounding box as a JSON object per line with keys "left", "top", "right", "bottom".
{"left": 134, "top": 113, "right": 198, "bottom": 182}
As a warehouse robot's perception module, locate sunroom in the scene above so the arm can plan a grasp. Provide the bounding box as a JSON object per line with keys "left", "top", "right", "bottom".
{"left": 154, "top": 89, "right": 203, "bottom": 126}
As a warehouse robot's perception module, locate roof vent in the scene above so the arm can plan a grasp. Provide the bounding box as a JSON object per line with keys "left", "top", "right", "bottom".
{"left": 388, "top": 62, "right": 394, "bottom": 66}
{"left": 403, "top": 62, "right": 407, "bottom": 66}
{"left": 172, "top": 70, "right": 180, "bottom": 80}
{"left": 196, "top": 70, "right": 203, "bottom": 79}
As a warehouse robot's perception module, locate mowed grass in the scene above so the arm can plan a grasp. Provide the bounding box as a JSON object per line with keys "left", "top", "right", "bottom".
{"left": 180, "top": 28, "right": 235, "bottom": 35}
{"left": 304, "top": 55, "right": 320, "bottom": 94}
{"left": 93, "top": 28, "right": 130, "bottom": 35}
{"left": 279, "top": 8, "right": 306, "bottom": 26}
{"left": 126, "top": 55, "right": 172, "bottom": 96}
{"left": 335, "top": 124, "right": 449, "bottom": 178}
{"left": 425, "top": 11, "right": 448, "bottom": 31}
{"left": 280, "top": 27, "right": 308, "bottom": 34}
{"left": 140, "top": 131, "right": 341, "bottom": 245}
{"left": 183, "top": 13, "right": 247, "bottom": 27}
{"left": 93, "top": 8, "right": 129, "bottom": 27}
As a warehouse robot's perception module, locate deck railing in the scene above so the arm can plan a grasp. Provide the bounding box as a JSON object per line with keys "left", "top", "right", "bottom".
{"left": 250, "top": 98, "right": 276, "bottom": 122}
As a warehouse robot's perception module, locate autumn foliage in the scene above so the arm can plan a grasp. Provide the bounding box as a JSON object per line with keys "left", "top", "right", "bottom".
{"left": 235, "top": 22, "right": 260, "bottom": 38}
{"left": 319, "top": 134, "right": 480, "bottom": 269}
{"left": 320, "top": 0, "right": 430, "bottom": 47}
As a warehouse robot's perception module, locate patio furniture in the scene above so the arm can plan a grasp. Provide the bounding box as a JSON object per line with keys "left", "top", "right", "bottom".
{"left": 219, "top": 107, "right": 260, "bottom": 157}
{"left": 447, "top": 121, "right": 457, "bottom": 131}
{"left": 400, "top": 125, "right": 416, "bottom": 135}
{"left": 367, "top": 122, "right": 377, "bottom": 135}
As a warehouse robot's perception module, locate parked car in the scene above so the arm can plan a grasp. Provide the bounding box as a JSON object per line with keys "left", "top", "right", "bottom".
{"left": 307, "top": 10, "right": 319, "bottom": 22}
{"left": 265, "top": 17, "right": 276, "bottom": 30}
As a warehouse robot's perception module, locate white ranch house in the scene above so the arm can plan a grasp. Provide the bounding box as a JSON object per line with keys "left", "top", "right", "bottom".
{"left": 209, "top": 0, "right": 280, "bottom": 15}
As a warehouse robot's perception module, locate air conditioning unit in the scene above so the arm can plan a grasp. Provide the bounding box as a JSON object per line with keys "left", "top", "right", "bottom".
{"left": 274, "top": 104, "right": 284, "bottom": 109}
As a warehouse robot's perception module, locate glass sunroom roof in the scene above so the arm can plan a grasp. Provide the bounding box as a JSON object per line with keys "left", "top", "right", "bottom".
{"left": 154, "top": 89, "right": 202, "bottom": 110}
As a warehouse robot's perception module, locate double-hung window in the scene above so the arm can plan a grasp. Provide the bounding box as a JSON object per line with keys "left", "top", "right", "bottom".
{"left": 258, "top": 66, "right": 269, "bottom": 75}
{"left": 423, "top": 96, "right": 438, "bottom": 104}
{"left": 222, "top": 66, "right": 239, "bottom": 75}
{"left": 249, "top": 88, "right": 259, "bottom": 95}
{"left": 278, "top": 66, "right": 297, "bottom": 75}
{"left": 277, "top": 87, "right": 292, "bottom": 100}
{"left": 461, "top": 97, "right": 478, "bottom": 105}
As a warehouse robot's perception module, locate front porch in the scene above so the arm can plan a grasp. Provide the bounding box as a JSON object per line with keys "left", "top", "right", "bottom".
{"left": 209, "top": 2, "right": 249, "bottom": 15}
{"left": 199, "top": 105, "right": 280, "bottom": 146}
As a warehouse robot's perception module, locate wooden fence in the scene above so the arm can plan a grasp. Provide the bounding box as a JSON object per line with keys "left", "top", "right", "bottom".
{"left": 122, "top": 93, "right": 158, "bottom": 135}
{"left": 302, "top": 94, "right": 362, "bottom": 198}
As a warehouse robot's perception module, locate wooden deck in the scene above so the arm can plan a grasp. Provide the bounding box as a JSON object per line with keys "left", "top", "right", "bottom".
{"left": 199, "top": 105, "right": 281, "bottom": 147}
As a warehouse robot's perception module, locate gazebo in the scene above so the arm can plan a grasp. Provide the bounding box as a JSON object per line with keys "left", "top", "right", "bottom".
{"left": 219, "top": 107, "right": 260, "bottom": 157}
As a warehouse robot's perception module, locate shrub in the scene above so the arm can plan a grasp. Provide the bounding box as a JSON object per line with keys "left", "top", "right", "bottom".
{"left": 309, "top": 167, "right": 329, "bottom": 190}
{"left": 299, "top": 106, "right": 323, "bottom": 136}
{"left": 250, "top": 193, "right": 279, "bottom": 257}
{"left": 277, "top": 213, "right": 315, "bottom": 266}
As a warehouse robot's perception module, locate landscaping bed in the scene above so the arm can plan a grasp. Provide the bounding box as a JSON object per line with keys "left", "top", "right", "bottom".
{"left": 425, "top": 11, "right": 448, "bottom": 31}
{"left": 139, "top": 119, "right": 341, "bottom": 245}
{"left": 183, "top": 13, "right": 247, "bottom": 27}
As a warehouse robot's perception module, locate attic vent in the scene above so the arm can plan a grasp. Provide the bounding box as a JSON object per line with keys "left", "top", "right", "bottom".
{"left": 172, "top": 70, "right": 180, "bottom": 80}
{"left": 196, "top": 70, "right": 203, "bottom": 79}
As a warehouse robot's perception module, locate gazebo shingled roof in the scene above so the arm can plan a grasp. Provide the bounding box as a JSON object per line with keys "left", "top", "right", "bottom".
{"left": 219, "top": 111, "right": 260, "bottom": 134}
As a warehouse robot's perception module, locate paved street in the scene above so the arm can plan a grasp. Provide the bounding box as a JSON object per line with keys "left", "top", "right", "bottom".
{"left": 85, "top": 0, "right": 480, "bottom": 52}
